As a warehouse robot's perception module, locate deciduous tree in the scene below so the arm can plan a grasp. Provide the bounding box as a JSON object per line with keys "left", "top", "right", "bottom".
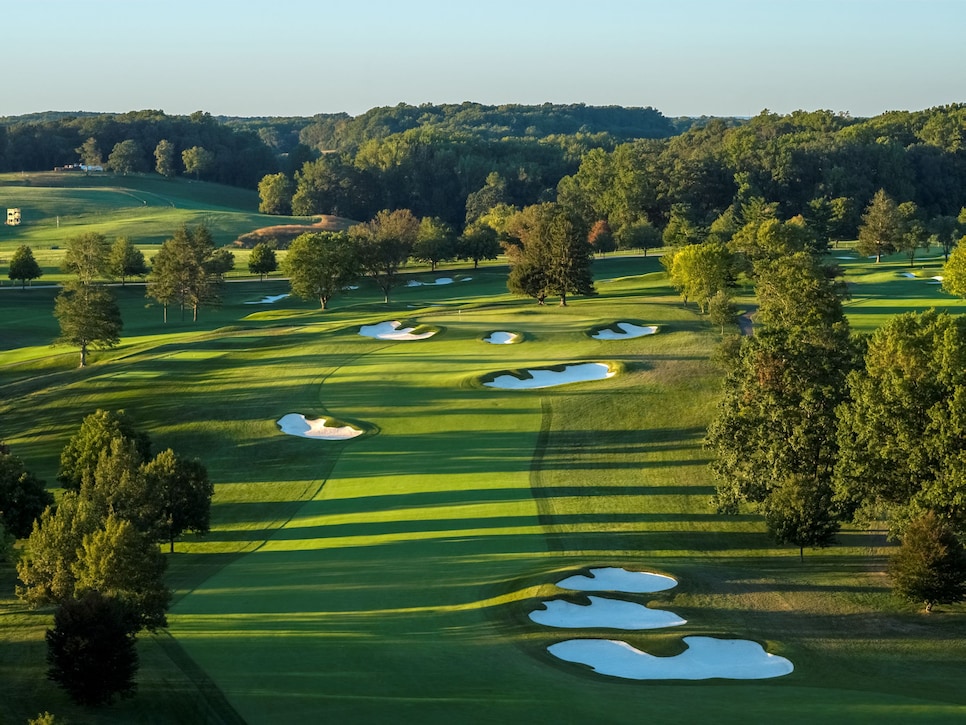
{"left": 834, "top": 311, "right": 966, "bottom": 532}
{"left": 181, "top": 146, "right": 214, "bottom": 180}
{"left": 140, "top": 449, "right": 213, "bottom": 553}
{"left": 350, "top": 209, "right": 419, "bottom": 303}
{"left": 248, "top": 242, "right": 278, "bottom": 280}
{"left": 75, "top": 137, "right": 102, "bottom": 170}
{"left": 107, "top": 140, "right": 144, "bottom": 175}
{"left": 0, "top": 449, "right": 53, "bottom": 538}
{"left": 8, "top": 244, "right": 43, "bottom": 288}
{"left": 58, "top": 409, "right": 151, "bottom": 490}
{"left": 53, "top": 282, "right": 122, "bottom": 368}
{"left": 857, "top": 189, "right": 904, "bottom": 262}
{"left": 46, "top": 590, "right": 139, "bottom": 706}
{"left": 284, "top": 232, "right": 359, "bottom": 309}
{"left": 73, "top": 514, "right": 170, "bottom": 630}
{"left": 455, "top": 224, "right": 500, "bottom": 269}
{"left": 258, "top": 172, "right": 294, "bottom": 215}
{"left": 154, "top": 139, "right": 177, "bottom": 178}
{"left": 61, "top": 232, "right": 110, "bottom": 284}
{"left": 413, "top": 216, "right": 456, "bottom": 271}
{"left": 108, "top": 237, "right": 148, "bottom": 285}
{"left": 663, "top": 241, "right": 734, "bottom": 313}
{"left": 889, "top": 511, "right": 966, "bottom": 611}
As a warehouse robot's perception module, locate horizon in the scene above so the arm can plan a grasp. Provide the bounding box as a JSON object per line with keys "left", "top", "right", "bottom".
{"left": 3, "top": 1, "right": 963, "bottom": 120}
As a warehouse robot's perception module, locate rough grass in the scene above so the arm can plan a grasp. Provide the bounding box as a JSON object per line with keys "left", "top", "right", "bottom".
{"left": 0, "top": 250, "right": 964, "bottom": 723}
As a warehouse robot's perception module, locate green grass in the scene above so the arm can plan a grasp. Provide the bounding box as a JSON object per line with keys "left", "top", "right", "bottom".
{"left": 0, "top": 237, "right": 964, "bottom": 723}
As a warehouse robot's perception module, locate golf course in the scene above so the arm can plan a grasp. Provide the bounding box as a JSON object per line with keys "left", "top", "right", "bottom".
{"left": 1, "top": 173, "right": 965, "bottom": 724}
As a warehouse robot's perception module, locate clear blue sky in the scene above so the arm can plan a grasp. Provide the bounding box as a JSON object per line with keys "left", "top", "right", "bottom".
{"left": 4, "top": 0, "right": 963, "bottom": 118}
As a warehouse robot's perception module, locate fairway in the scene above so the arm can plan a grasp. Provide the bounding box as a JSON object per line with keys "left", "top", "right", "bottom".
{"left": 1, "top": 254, "right": 965, "bottom": 723}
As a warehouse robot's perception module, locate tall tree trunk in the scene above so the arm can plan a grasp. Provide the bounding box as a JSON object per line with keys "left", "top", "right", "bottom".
{"left": 79, "top": 343, "right": 88, "bottom": 368}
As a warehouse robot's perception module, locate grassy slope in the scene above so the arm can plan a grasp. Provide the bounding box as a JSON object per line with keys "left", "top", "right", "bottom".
{"left": 0, "top": 172, "right": 319, "bottom": 284}
{"left": 0, "top": 240, "right": 964, "bottom": 722}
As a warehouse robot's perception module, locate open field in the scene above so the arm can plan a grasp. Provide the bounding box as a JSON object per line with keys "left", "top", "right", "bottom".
{"left": 1, "top": 195, "right": 965, "bottom": 722}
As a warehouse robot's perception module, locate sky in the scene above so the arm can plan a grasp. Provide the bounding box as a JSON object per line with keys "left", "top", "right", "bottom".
{"left": 3, "top": 0, "right": 964, "bottom": 119}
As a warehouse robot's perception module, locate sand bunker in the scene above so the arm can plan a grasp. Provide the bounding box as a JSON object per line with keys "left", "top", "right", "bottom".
{"left": 359, "top": 321, "right": 437, "bottom": 340}
{"left": 484, "top": 363, "right": 614, "bottom": 390}
{"left": 530, "top": 596, "right": 686, "bottom": 630}
{"left": 900, "top": 272, "right": 917, "bottom": 278}
{"left": 245, "top": 294, "right": 290, "bottom": 304}
{"left": 276, "top": 414, "right": 363, "bottom": 440}
{"left": 484, "top": 332, "right": 520, "bottom": 345}
{"left": 929, "top": 275, "right": 945, "bottom": 285}
{"left": 547, "top": 637, "right": 793, "bottom": 680}
{"left": 593, "top": 323, "right": 658, "bottom": 340}
{"left": 557, "top": 567, "right": 677, "bottom": 593}
{"left": 407, "top": 277, "right": 454, "bottom": 287}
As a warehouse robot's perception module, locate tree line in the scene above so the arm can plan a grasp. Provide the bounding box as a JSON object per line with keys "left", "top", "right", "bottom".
{"left": 700, "top": 212, "right": 966, "bottom": 611}
{"left": 4, "top": 410, "right": 213, "bottom": 705}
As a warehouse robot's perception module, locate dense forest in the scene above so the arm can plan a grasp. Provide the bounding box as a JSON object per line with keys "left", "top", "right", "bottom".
{"left": 3, "top": 103, "right": 966, "bottom": 238}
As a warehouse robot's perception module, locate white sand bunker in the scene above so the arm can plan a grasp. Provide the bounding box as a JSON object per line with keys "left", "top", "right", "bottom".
{"left": 484, "top": 363, "right": 614, "bottom": 390}
{"left": 530, "top": 596, "right": 686, "bottom": 630}
{"left": 929, "top": 275, "right": 945, "bottom": 285}
{"left": 593, "top": 323, "right": 658, "bottom": 340}
{"left": 547, "top": 637, "right": 793, "bottom": 680}
{"left": 900, "top": 272, "right": 917, "bottom": 278}
{"left": 557, "top": 567, "right": 677, "bottom": 593}
{"left": 407, "top": 277, "right": 454, "bottom": 287}
{"left": 245, "top": 294, "right": 290, "bottom": 304}
{"left": 359, "top": 321, "right": 437, "bottom": 340}
{"left": 276, "top": 414, "right": 363, "bottom": 440}
{"left": 484, "top": 331, "right": 520, "bottom": 345}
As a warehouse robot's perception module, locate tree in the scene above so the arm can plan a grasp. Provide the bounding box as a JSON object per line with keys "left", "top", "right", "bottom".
{"left": 889, "top": 511, "right": 966, "bottom": 611}
{"left": 75, "top": 137, "right": 102, "bottom": 171}
{"left": 465, "top": 171, "right": 508, "bottom": 224}
{"left": 413, "top": 216, "right": 456, "bottom": 271}
{"left": 107, "top": 140, "right": 144, "bottom": 175}
{"left": 147, "top": 224, "right": 222, "bottom": 322}
{"left": 8, "top": 244, "right": 43, "bottom": 288}
{"left": 141, "top": 449, "right": 213, "bottom": 553}
{"left": 46, "top": 590, "right": 139, "bottom": 706}
{"left": 941, "top": 238, "right": 966, "bottom": 299}
{"left": 897, "top": 201, "right": 927, "bottom": 267}
{"left": 17, "top": 492, "right": 102, "bottom": 606}
{"left": 455, "top": 224, "right": 501, "bottom": 269}
{"left": 205, "top": 248, "right": 235, "bottom": 279}
{"left": 61, "top": 232, "right": 110, "bottom": 284}
{"left": 350, "top": 209, "right": 419, "bottom": 303}
{"left": 663, "top": 241, "right": 734, "bottom": 313}
{"left": 58, "top": 409, "right": 151, "bottom": 490}
{"left": 0, "top": 449, "right": 53, "bottom": 538}
{"left": 587, "top": 220, "right": 616, "bottom": 256}
{"left": 708, "top": 252, "right": 857, "bottom": 551}
{"left": 506, "top": 203, "right": 595, "bottom": 306}
{"left": 248, "top": 242, "right": 278, "bottom": 280}
{"left": 73, "top": 514, "right": 170, "bottom": 630}
{"left": 53, "top": 282, "right": 122, "bottom": 368}
{"left": 834, "top": 311, "right": 966, "bottom": 532}
{"left": 615, "top": 218, "right": 661, "bottom": 255}
{"left": 108, "top": 237, "right": 148, "bottom": 285}
{"left": 930, "top": 213, "right": 962, "bottom": 262}
{"left": 154, "top": 138, "right": 177, "bottom": 178}
{"left": 662, "top": 204, "right": 703, "bottom": 247}
{"left": 285, "top": 231, "right": 359, "bottom": 309}
{"left": 258, "top": 172, "right": 294, "bottom": 215}
{"left": 857, "top": 189, "right": 904, "bottom": 262}
{"left": 763, "top": 474, "right": 840, "bottom": 560}
{"left": 181, "top": 146, "right": 214, "bottom": 180}
{"left": 707, "top": 289, "right": 737, "bottom": 334}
